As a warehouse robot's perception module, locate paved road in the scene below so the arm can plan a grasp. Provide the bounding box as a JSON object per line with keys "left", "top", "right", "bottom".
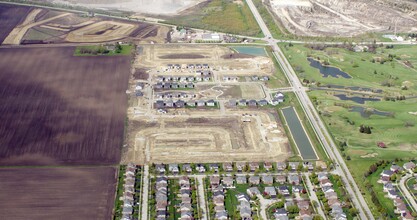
{"left": 399, "top": 174, "right": 417, "bottom": 213}
{"left": 245, "top": 0, "right": 374, "bottom": 219}
{"left": 196, "top": 176, "right": 209, "bottom": 220}
{"left": 140, "top": 165, "right": 149, "bottom": 220}
{"left": 304, "top": 173, "right": 327, "bottom": 218}
{"left": 257, "top": 195, "right": 275, "bottom": 220}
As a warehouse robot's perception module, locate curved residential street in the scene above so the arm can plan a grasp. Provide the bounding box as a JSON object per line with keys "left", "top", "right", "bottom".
{"left": 399, "top": 174, "right": 417, "bottom": 213}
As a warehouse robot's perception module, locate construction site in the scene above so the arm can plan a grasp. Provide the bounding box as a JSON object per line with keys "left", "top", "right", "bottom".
{"left": 268, "top": 0, "right": 417, "bottom": 36}
{"left": 1, "top": 7, "right": 170, "bottom": 45}
{"left": 122, "top": 44, "right": 291, "bottom": 165}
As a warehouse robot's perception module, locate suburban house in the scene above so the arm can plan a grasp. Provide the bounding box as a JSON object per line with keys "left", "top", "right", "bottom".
{"left": 179, "top": 165, "right": 190, "bottom": 175}
{"left": 222, "top": 162, "right": 233, "bottom": 172}
{"left": 288, "top": 162, "right": 300, "bottom": 171}
{"left": 403, "top": 162, "right": 416, "bottom": 172}
{"left": 275, "top": 175, "right": 287, "bottom": 184}
{"left": 249, "top": 162, "right": 260, "bottom": 172}
{"left": 264, "top": 162, "right": 273, "bottom": 171}
{"left": 262, "top": 175, "right": 274, "bottom": 185}
{"left": 155, "top": 164, "right": 166, "bottom": 174}
{"left": 276, "top": 162, "right": 287, "bottom": 171}
{"left": 236, "top": 162, "right": 246, "bottom": 172}
{"left": 277, "top": 185, "right": 290, "bottom": 196}
{"left": 236, "top": 175, "right": 247, "bottom": 184}
{"left": 222, "top": 176, "right": 234, "bottom": 188}
{"left": 168, "top": 164, "right": 179, "bottom": 174}
{"left": 288, "top": 174, "right": 300, "bottom": 185}
{"left": 249, "top": 176, "right": 260, "bottom": 185}
{"left": 264, "top": 186, "right": 277, "bottom": 198}
{"left": 247, "top": 187, "right": 261, "bottom": 197}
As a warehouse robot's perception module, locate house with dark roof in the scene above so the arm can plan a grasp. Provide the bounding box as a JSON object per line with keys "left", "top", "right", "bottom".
{"left": 258, "top": 99, "right": 268, "bottom": 106}
{"left": 207, "top": 99, "right": 216, "bottom": 107}
{"left": 248, "top": 100, "right": 257, "bottom": 107}
{"left": 175, "top": 100, "right": 185, "bottom": 108}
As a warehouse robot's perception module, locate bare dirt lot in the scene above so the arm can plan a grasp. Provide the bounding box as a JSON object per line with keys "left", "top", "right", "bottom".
{"left": 123, "top": 110, "right": 290, "bottom": 164}
{"left": 269, "top": 0, "right": 417, "bottom": 36}
{"left": 196, "top": 83, "right": 266, "bottom": 99}
{"left": 0, "top": 47, "right": 130, "bottom": 166}
{"left": 50, "top": 0, "right": 204, "bottom": 15}
{"left": 1, "top": 5, "right": 169, "bottom": 44}
{"left": 0, "top": 166, "right": 117, "bottom": 220}
{"left": 0, "top": 4, "right": 32, "bottom": 44}
{"left": 137, "top": 44, "right": 274, "bottom": 76}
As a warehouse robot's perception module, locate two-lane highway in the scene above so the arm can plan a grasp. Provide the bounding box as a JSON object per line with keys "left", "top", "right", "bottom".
{"left": 245, "top": 0, "right": 374, "bottom": 219}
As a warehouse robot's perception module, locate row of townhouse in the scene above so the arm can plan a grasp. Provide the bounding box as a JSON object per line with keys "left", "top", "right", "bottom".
{"left": 156, "top": 76, "right": 201, "bottom": 83}
{"left": 155, "top": 92, "right": 196, "bottom": 100}
{"left": 317, "top": 173, "right": 347, "bottom": 220}
{"left": 154, "top": 99, "right": 216, "bottom": 109}
{"left": 379, "top": 163, "right": 416, "bottom": 220}
{"left": 154, "top": 82, "right": 195, "bottom": 90}
{"left": 121, "top": 163, "right": 137, "bottom": 220}
{"left": 251, "top": 75, "right": 270, "bottom": 81}
{"left": 178, "top": 176, "right": 194, "bottom": 220}
{"left": 154, "top": 161, "right": 324, "bottom": 175}
{"left": 167, "top": 64, "right": 210, "bottom": 70}
{"left": 209, "top": 176, "right": 228, "bottom": 220}
{"left": 236, "top": 194, "right": 252, "bottom": 219}
{"left": 155, "top": 176, "right": 168, "bottom": 220}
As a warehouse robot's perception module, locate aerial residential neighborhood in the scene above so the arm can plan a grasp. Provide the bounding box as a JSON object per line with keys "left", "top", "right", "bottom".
{"left": 0, "top": 0, "right": 416, "bottom": 220}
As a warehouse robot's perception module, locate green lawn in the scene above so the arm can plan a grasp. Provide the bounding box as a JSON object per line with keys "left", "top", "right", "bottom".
{"left": 74, "top": 45, "right": 132, "bottom": 56}
{"left": 280, "top": 43, "right": 417, "bottom": 218}
{"left": 265, "top": 46, "right": 290, "bottom": 88}
{"left": 164, "top": 0, "right": 262, "bottom": 37}
{"left": 280, "top": 43, "right": 417, "bottom": 95}
{"left": 168, "top": 179, "right": 180, "bottom": 220}
{"left": 114, "top": 165, "right": 126, "bottom": 220}
{"left": 225, "top": 188, "right": 240, "bottom": 219}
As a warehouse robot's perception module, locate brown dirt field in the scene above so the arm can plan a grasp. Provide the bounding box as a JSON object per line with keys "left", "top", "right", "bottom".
{"left": 133, "top": 68, "right": 150, "bottom": 80}
{"left": 0, "top": 47, "right": 130, "bottom": 166}
{"left": 65, "top": 20, "right": 136, "bottom": 42}
{"left": 0, "top": 4, "right": 32, "bottom": 44}
{"left": 0, "top": 166, "right": 117, "bottom": 220}
{"left": 158, "top": 53, "right": 208, "bottom": 59}
{"left": 221, "top": 53, "right": 255, "bottom": 59}
{"left": 123, "top": 110, "right": 290, "bottom": 164}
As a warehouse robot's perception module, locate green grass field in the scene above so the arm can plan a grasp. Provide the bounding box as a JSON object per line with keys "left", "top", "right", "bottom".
{"left": 165, "top": 0, "right": 262, "bottom": 37}
{"left": 280, "top": 43, "right": 417, "bottom": 217}
{"left": 74, "top": 45, "right": 132, "bottom": 56}
{"left": 280, "top": 43, "right": 417, "bottom": 95}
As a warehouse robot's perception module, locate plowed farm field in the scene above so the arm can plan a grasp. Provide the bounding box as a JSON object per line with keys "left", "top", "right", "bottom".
{"left": 0, "top": 166, "right": 117, "bottom": 220}
{"left": 0, "top": 4, "right": 32, "bottom": 44}
{"left": 0, "top": 47, "right": 130, "bottom": 165}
